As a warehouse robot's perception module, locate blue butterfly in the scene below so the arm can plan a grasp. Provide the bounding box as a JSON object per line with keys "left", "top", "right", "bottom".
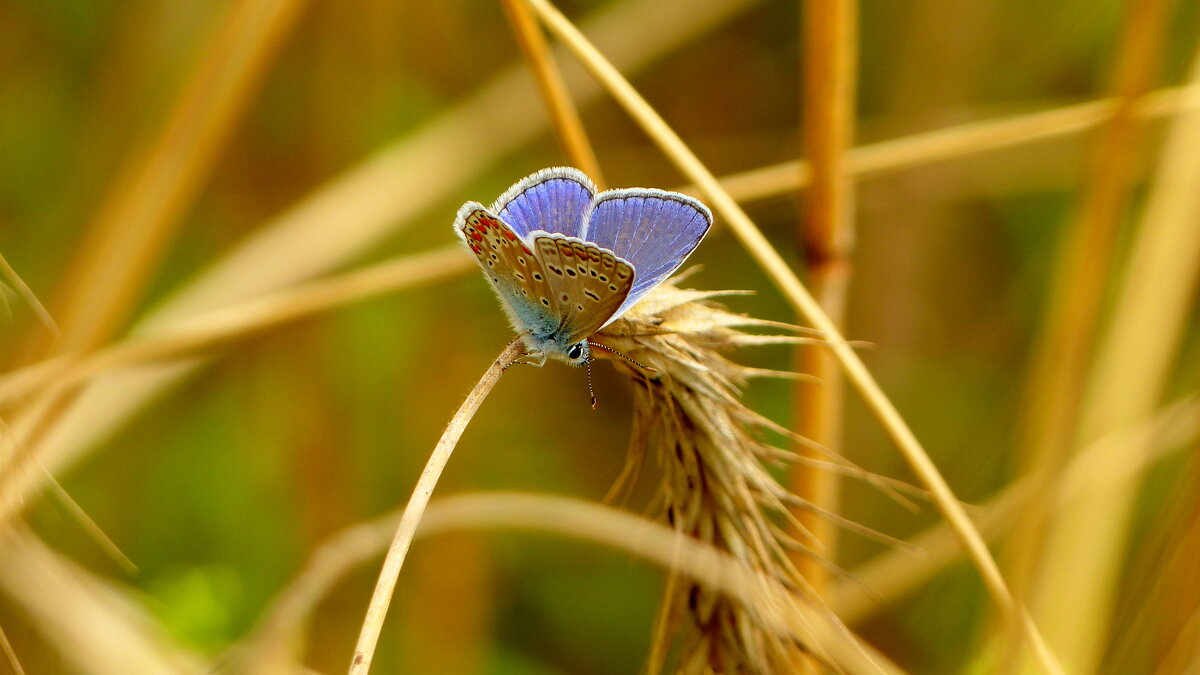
{"left": 455, "top": 167, "right": 712, "bottom": 366}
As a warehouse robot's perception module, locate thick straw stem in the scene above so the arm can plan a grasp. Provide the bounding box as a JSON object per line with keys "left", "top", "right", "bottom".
{"left": 348, "top": 339, "right": 526, "bottom": 674}
{"left": 790, "top": 0, "right": 856, "bottom": 608}
{"left": 524, "top": 1, "right": 1061, "bottom": 671}
{"left": 501, "top": 0, "right": 606, "bottom": 185}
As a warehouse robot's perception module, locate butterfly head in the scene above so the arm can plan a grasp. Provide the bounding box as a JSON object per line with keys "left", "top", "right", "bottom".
{"left": 523, "top": 333, "right": 590, "bottom": 367}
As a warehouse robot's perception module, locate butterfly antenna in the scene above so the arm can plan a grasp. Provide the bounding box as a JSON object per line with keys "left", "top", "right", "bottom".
{"left": 586, "top": 358, "right": 598, "bottom": 410}
{"left": 588, "top": 341, "right": 658, "bottom": 373}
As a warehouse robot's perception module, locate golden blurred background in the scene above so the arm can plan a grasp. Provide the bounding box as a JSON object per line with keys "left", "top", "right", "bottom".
{"left": 1, "top": 0, "right": 1198, "bottom": 673}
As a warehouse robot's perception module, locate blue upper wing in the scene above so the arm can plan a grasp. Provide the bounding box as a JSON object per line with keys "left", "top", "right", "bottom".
{"left": 581, "top": 188, "right": 712, "bottom": 324}
{"left": 491, "top": 167, "right": 596, "bottom": 239}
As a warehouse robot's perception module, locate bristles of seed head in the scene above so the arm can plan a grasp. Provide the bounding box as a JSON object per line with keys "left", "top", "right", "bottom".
{"left": 590, "top": 277, "right": 845, "bottom": 673}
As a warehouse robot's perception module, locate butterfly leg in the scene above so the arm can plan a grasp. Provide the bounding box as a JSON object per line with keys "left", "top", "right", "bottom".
{"left": 503, "top": 348, "right": 547, "bottom": 369}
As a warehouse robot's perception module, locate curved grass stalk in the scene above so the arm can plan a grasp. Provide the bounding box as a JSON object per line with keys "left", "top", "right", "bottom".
{"left": 348, "top": 339, "right": 526, "bottom": 674}
{"left": 523, "top": 0, "right": 1061, "bottom": 671}
{"left": 243, "top": 492, "right": 900, "bottom": 675}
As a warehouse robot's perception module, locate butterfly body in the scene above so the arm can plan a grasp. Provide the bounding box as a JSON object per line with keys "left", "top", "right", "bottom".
{"left": 455, "top": 167, "right": 711, "bottom": 366}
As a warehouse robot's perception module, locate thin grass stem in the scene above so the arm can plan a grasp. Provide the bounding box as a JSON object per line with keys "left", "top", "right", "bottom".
{"left": 524, "top": 1, "right": 1061, "bottom": 670}
{"left": 0, "top": 251, "right": 58, "bottom": 340}
{"left": 348, "top": 338, "right": 526, "bottom": 674}
{"left": 501, "top": 0, "right": 606, "bottom": 185}
{"left": 705, "top": 83, "right": 1200, "bottom": 205}
{"left": 0, "top": 621, "right": 24, "bottom": 675}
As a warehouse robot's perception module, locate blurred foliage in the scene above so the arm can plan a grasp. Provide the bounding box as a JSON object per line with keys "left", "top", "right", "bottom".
{"left": 1, "top": 0, "right": 1198, "bottom": 673}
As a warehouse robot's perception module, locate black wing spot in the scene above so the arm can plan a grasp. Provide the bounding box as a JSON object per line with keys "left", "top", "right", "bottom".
{"left": 487, "top": 260, "right": 494, "bottom": 267}
{"left": 533, "top": 272, "right": 543, "bottom": 281}
{"left": 490, "top": 253, "right": 498, "bottom": 260}
{"left": 590, "top": 270, "right": 598, "bottom": 277}
{"left": 608, "top": 284, "right": 618, "bottom": 291}
{"left": 599, "top": 275, "right": 608, "bottom": 282}
{"left": 576, "top": 304, "right": 583, "bottom": 311}
{"left": 492, "top": 277, "right": 499, "bottom": 282}
{"left": 518, "top": 257, "right": 526, "bottom": 265}
{"left": 566, "top": 268, "right": 576, "bottom": 277}
{"left": 560, "top": 294, "right": 569, "bottom": 302}
{"left": 584, "top": 290, "right": 600, "bottom": 301}
{"left": 514, "top": 272, "right": 526, "bottom": 281}
{"left": 541, "top": 298, "right": 550, "bottom": 306}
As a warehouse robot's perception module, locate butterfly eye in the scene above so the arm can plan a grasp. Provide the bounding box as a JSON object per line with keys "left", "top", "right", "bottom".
{"left": 567, "top": 343, "right": 586, "bottom": 361}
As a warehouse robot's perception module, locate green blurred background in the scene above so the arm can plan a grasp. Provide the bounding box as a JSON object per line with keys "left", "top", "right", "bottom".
{"left": 1, "top": 0, "right": 1198, "bottom": 673}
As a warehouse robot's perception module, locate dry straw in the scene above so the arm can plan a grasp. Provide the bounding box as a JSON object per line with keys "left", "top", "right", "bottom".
{"left": 242, "top": 492, "right": 898, "bottom": 675}
{"left": 1002, "top": 0, "right": 1175, "bottom": 669}
{"left": 836, "top": 392, "right": 1200, "bottom": 625}
{"left": 6, "top": 0, "right": 1197, "bottom": 672}
{"left": 523, "top": 0, "right": 1061, "bottom": 671}
{"left": 1031, "top": 40, "right": 1200, "bottom": 673}
{"left": 791, "top": 0, "right": 857, "bottom": 633}
{"left": 0, "top": 251, "right": 58, "bottom": 339}
{"left": 0, "top": 0, "right": 749, "bottom": 529}
{"left": 343, "top": 274, "right": 895, "bottom": 673}
{"left": 596, "top": 283, "right": 833, "bottom": 672}
{"left": 315, "top": 278, "right": 899, "bottom": 673}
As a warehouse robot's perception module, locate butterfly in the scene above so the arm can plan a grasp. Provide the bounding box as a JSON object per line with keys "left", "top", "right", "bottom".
{"left": 454, "top": 167, "right": 712, "bottom": 366}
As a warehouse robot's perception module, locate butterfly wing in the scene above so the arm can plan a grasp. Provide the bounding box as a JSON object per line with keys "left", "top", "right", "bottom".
{"left": 581, "top": 188, "right": 712, "bottom": 324}
{"left": 491, "top": 167, "right": 596, "bottom": 239}
{"left": 530, "top": 232, "right": 635, "bottom": 344}
{"left": 454, "top": 203, "right": 561, "bottom": 338}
